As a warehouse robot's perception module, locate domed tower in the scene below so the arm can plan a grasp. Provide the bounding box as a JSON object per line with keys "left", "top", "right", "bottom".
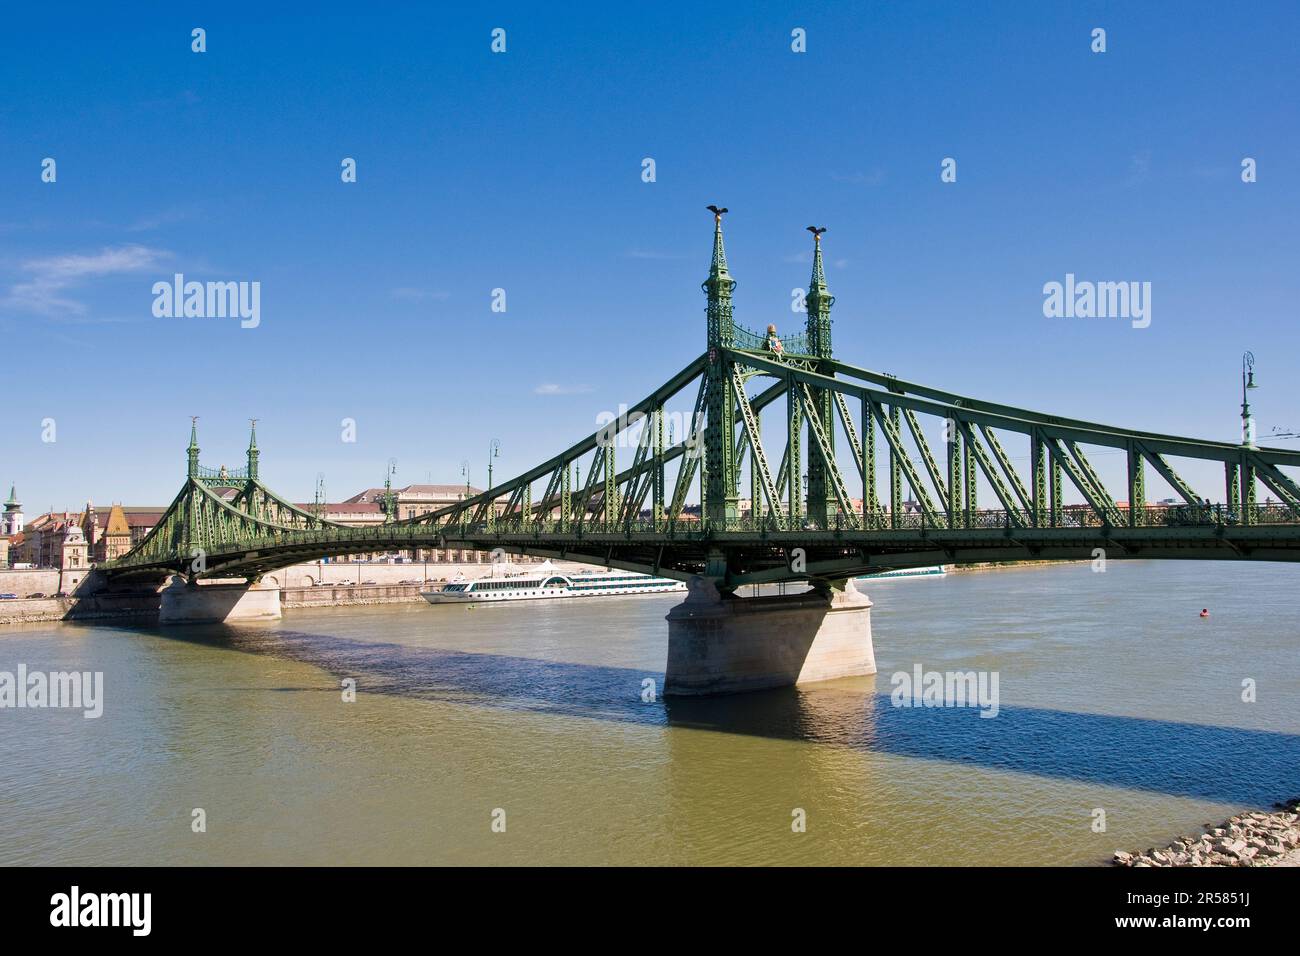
{"left": 2, "top": 485, "right": 22, "bottom": 536}
{"left": 61, "top": 519, "right": 88, "bottom": 570}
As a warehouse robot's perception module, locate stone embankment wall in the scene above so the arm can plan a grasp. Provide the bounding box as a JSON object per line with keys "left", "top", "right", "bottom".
{"left": 0, "top": 568, "right": 63, "bottom": 597}
{"left": 1, "top": 560, "right": 603, "bottom": 625}
{"left": 282, "top": 583, "right": 424, "bottom": 607}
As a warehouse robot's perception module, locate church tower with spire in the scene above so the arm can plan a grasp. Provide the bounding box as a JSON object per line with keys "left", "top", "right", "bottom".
{"left": 2, "top": 485, "right": 22, "bottom": 536}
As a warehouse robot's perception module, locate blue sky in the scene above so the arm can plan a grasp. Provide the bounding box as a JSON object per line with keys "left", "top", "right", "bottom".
{"left": 2, "top": 1, "right": 1297, "bottom": 510}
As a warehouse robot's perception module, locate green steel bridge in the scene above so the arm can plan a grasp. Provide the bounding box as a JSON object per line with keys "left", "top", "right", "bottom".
{"left": 102, "top": 212, "right": 1300, "bottom": 591}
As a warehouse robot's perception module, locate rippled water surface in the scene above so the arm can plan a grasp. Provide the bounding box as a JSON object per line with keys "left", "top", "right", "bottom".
{"left": 2, "top": 561, "right": 1297, "bottom": 865}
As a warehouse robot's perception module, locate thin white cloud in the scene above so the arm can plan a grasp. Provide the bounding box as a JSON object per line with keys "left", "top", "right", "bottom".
{"left": 1124, "top": 150, "right": 1152, "bottom": 187}
{"left": 831, "top": 169, "right": 886, "bottom": 186}
{"left": 127, "top": 206, "right": 197, "bottom": 232}
{"left": 5, "top": 244, "right": 169, "bottom": 316}
{"left": 390, "top": 287, "right": 451, "bottom": 302}
{"left": 534, "top": 383, "right": 594, "bottom": 396}
{"left": 624, "top": 249, "right": 686, "bottom": 260}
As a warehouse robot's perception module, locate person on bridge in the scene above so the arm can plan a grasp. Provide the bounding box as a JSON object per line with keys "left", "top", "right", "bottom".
{"left": 765, "top": 324, "right": 783, "bottom": 355}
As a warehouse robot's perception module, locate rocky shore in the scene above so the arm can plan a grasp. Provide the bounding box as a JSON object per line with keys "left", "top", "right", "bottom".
{"left": 1113, "top": 798, "right": 1300, "bottom": 867}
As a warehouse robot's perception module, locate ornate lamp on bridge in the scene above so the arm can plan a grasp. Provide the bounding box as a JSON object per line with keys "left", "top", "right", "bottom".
{"left": 383, "top": 458, "right": 397, "bottom": 522}
{"left": 1241, "top": 351, "right": 1258, "bottom": 448}
{"left": 487, "top": 439, "right": 501, "bottom": 531}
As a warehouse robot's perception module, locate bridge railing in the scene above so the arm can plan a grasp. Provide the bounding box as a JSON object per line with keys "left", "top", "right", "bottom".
{"left": 731, "top": 324, "right": 811, "bottom": 356}
{"left": 116, "top": 501, "right": 1298, "bottom": 568}
{"left": 430, "top": 501, "right": 1299, "bottom": 538}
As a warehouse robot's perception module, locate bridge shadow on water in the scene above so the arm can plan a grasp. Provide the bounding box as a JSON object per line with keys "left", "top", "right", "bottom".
{"left": 140, "top": 622, "right": 1300, "bottom": 808}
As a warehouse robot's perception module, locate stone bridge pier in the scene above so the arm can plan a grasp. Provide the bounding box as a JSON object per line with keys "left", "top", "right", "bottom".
{"left": 663, "top": 577, "right": 875, "bottom": 696}
{"left": 158, "top": 575, "right": 282, "bottom": 624}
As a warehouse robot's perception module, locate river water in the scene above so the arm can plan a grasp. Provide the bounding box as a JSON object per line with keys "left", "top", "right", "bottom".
{"left": 1, "top": 561, "right": 1297, "bottom": 866}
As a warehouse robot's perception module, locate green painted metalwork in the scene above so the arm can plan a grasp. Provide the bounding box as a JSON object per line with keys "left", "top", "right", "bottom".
{"left": 734, "top": 365, "right": 785, "bottom": 525}
{"left": 101, "top": 216, "right": 1300, "bottom": 588}
{"left": 947, "top": 422, "right": 962, "bottom": 529}
{"left": 859, "top": 395, "right": 881, "bottom": 528}
{"left": 1251, "top": 455, "right": 1300, "bottom": 516}
{"left": 960, "top": 422, "right": 1026, "bottom": 526}
{"left": 966, "top": 437, "right": 978, "bottom": 527}
{"left": 703, "top": 209, "right": 738, "bottom": 525}
{"left": 1244, "top": 460, "right": 1257, "bottom": 525}
{"left": 186, "top": 419, "right": 201, "bottom": 478}
{"left": 1031, "top": 431, "right": 1047, "bottom": 528}
{"left": 803, "top": 229, "right": 836, "bottom": 525}
{"left": 902, "top": 407, "right": 947, "bottom": 512}
{"left": 1051, "top": 455, "right": 1062, "bottom": 527}
{"left": 1128, "top": 442, "right": 1146, "bottom": 528}
{"left": 1141, "top": 447, "right": 1201, "bottom": 508}
{"left": 981, "top": 426, "right": 1033, "bottom": 516}
{"left": 797, "top": 383, "right": 857, "bottom": 528}
{"left": 889, "top": 404, "right": 903, "bottom": 528}
{"left": 246, "top": 420, "right": 259, "bottom": 480}
{"left": 1063, "top": 440, "right": 1125, "bottom": 526}
{"left": 876, "top": 403, "right": 938, "bottom": 525}
{"left": 787, "top": 375, "right": 803, "bottom": 523}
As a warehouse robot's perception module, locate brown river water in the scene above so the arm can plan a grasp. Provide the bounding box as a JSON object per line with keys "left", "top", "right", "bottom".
{"left": 1, "top": 561, "right": 1297, "bottom": 865}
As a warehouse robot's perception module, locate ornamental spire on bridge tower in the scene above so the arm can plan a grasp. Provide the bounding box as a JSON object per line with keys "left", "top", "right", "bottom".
{"left": 805, "top": 226, "right": 834, "bottom": 358}
{"left": 702, "top": 205, "right": 735, "bottom": 350}
{"left": 246, "top": 419, "right": 260, "bottom": 480}
{"left": 187, "top": 418, "right": 200, "bottom": 478}
{"left": 702, "top": 205, "right": 739, "bottom": 530}
{"left": 803, "top": 226, "right": 838, "bottom": 525}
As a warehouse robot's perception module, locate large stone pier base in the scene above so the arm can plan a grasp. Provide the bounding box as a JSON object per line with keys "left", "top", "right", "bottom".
{"left": 158, "top": 576, "right": 282, "bottom": 624}
{"left": 663, "top": 577, "right": 875, "bottom": 696}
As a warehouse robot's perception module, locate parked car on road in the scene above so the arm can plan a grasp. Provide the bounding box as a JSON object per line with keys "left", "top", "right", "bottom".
{"left": 27, "top": 592, "right": 47, "bottom": 599}
{"left": 0, "top": 593, "right": 17, "bottom": 600}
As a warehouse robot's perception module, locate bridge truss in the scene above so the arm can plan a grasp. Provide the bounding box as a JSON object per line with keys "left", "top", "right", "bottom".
{"left": 103, "top": 215, "right": 1300, "bottom": 589}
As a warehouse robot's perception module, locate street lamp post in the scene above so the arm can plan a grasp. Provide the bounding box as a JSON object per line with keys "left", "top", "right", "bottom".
{"left": 460, "top": 460, "right": 471, "bottom": 553}
{"left": 487, "top": 439, "right": 500, "bottom": 531}
{"left": 383, "top": 459, "right": 397, "bottom": 521}
{"left": 383, "top": 458, "right": 397, "bottom": 566}
{"left": 1241, "top": 351, "right": 1258, "bottom": 447}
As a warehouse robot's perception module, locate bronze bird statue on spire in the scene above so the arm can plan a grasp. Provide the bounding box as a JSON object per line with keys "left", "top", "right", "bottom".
{"left": 806, "top": 226, "right": 827, "bottom": 238}
{"left": 707, "top": 205, "right": 729, "bottom": 218}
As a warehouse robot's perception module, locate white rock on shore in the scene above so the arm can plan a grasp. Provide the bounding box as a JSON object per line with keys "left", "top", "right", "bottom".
{"left": 1113, "top": 799, "right": 1300, "bottom": 867}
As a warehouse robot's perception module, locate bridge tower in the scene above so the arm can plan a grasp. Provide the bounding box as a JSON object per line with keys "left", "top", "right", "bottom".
{"left": 246, "top": 419, "right": 260, "bottom": 481}
{"left": 186, "top": 418, "right": 200, "bottom": 478}
{"left": 804, "top": 227, "right": 837, "bottom": 526}
{"left": 702, "top": 207, "right": 739, "bottom": 527}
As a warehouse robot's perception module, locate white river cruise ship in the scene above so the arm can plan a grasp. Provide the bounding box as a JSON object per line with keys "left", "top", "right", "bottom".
{"left": 421, "top": 560, "right": 686, "bottom": 605}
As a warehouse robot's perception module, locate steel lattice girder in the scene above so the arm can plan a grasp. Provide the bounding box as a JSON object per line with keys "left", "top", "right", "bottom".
{"left": 102, "top": 345, "right": 1300, "bottom": 584}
